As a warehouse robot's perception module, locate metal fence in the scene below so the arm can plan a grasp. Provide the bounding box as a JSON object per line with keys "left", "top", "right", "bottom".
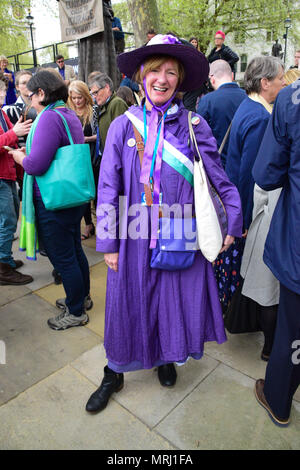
{"left": 6, "top": 40, "right": 79, "bottom": 72}
{"left": 7, "top": 32, "right": 135, "bottom": 72}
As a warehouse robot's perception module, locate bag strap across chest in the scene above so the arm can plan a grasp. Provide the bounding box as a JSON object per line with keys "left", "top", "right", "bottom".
{"left": 132, "top": 123, "right": 153, "bottom": 207}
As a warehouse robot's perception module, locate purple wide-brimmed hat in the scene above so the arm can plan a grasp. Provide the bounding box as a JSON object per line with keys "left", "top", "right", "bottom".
{"left": 117, "top": 34, "right": 209, "bottom": 92}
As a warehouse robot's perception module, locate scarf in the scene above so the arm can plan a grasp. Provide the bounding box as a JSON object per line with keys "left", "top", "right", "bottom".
{"left": 19, "top": 100, "right": 66, "bottom": 260}
{"left": 141, "top": 80, "right": 178, "bottom": 248}
{"left": 248, "top": 93, "right": 273, "bottom": 114}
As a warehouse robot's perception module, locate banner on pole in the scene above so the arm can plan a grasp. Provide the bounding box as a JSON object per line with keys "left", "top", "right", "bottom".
{"left": 58, "top": 0, "right": 104, "bottom": 42}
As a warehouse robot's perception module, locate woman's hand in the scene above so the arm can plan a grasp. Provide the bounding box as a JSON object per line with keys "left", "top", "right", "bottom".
{"left": 219, "top": 235, "right": 235, "bottom": 254}
{"left": 8, "top": 147, "right": 26, "bottom": 166}
{"left": 104, "top": 253, "right": 119, "bottom": 272}
{"left": 84, "top": 135, "right": 97, "bottom": 143}
{"left": 13, "top": 116, "right": 32, "bottom": 137}
{"left": 4, "top": 72, "right": 13, "bottom": 82}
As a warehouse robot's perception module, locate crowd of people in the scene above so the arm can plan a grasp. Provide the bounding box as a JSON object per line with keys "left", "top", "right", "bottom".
{"left": 1, "top": 25, "right": 300, "bottom": 429}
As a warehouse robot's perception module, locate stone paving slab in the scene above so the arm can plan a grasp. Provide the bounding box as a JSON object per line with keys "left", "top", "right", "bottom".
{"left": 72, "top": 344, "right": 220, "bottom": 429}
{"left": 35, "top": 261, "right": 107, "bottom": 338}
{"left": 205, "top": 331, "right": 300, "bottom": 403}
{"left": 0, "top": 285, "right": 31, "bottom": 307}
{"left": 155, "top": 363, "right": 300, "bottom": 450}
{"left": 0, "top": 365, "right": 175, "bottom": 450}
{"left": 0, "top": 294, "right": 99, "bottom": 406}
{"left": 205, "top": 331, "right": 267, "bottom": 378}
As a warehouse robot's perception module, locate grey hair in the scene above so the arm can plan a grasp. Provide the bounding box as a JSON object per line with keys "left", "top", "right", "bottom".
{"left": 244, "top": 56, "right": 284, "bottom": 94}
{"left": 89, "top": 72, "right": 114, "bottom": 92}
{"left": 209, "top": 59, "right": 232, "bottom": 79}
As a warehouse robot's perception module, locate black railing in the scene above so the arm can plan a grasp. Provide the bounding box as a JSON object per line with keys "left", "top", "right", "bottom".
{"left": 7, "top": 40, "right": 79, "bottom": 72}
{"left": 7, "top": 32, "right": 135, "bottom": 72}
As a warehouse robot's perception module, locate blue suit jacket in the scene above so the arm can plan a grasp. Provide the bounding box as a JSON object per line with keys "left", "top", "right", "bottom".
{"left": 196, "top": 83, "right": 246, "bottom": 167}
{"left": 226, "top": 97, "right": 270, "bottom": 230}
{"left": 253, "top": 83, "right": 300, "bottom": 294}
{"left": 4, "top": 68, "right": 17, "bottom": 106}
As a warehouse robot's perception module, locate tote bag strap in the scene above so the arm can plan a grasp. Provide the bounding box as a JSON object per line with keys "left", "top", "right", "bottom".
{"left": 188, "top": 111, "right": 204, "bottom": 184}
{"left": 132, "top": 123, "right": 153, "bottom": 207}
{"left": 52, "top": 109, "right": 74, "bottom": 145}
{"left": 218, "top": 121, "right": 232, "bottom": 154}
{"left": 188, "top": 111, "right": 202, "bottom": 163}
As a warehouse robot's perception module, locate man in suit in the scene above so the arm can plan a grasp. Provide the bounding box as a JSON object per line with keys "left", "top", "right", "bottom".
{"left": 253, "top": 82, "right": 300, "bottom": 427}
{"left": 55, "top": 54, "right": 76, "bottom": 86}
{"left": 197, "top": 60, "right": 246, "bottom": 167}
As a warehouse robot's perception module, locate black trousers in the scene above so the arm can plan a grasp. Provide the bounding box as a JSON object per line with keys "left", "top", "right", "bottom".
{"left": 35, "top": 198, "right": 90, "bottom": 317}
{"left": 264, "top": 283, "right": 300, "bottom": 419}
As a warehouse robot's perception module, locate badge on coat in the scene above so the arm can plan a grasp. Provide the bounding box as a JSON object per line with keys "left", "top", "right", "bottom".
{"left": 141, "top": 192, "right": 163, "bottom": 206}
{"left": 127, "top": 138, "right": 136, "bottom": 148}
{"left": 191, "top": 116, "right": 200, "bottom": 126}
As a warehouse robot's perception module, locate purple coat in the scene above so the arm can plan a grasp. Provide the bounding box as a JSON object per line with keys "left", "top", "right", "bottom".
{"left": 97, "top": 101, "right": 242, "bottom": 372}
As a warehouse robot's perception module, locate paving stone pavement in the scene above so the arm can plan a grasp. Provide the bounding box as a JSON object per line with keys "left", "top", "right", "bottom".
{"left": 0, "top": 236, "right": 299, "bottom": 450}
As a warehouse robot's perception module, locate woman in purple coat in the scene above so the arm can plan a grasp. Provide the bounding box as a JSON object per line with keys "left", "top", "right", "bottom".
{"left": 86, "top": 35, "right": 243, "bottom": 413}
{"left": 9, "top": 71, "right": 92, "bottom": 331}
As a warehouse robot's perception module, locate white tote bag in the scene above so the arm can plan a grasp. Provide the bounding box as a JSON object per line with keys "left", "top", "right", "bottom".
{"left": 188, "top": 112, "right": 226, "bottom": 262}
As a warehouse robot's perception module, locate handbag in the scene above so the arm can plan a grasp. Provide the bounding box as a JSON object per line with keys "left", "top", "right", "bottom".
{"left": 131, "top": 123, "right": 198, "bottom": 271}
{"left": 150, "top": 217, "right": 198, "bottom": 271}
{"left": 36, "top": 110, "right": 95, "bottom": 211}
{"left": 188, "top": 111, "right": 228, "bottom": 262}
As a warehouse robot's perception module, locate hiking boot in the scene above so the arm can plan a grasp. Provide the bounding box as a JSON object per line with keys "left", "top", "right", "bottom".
{"left": 0, "top": 262, "right": 33, "bottom": 286}
{"left": 56, "top": 294, "right": 93, "bottom": 311}
{"left": 47, "top": 307, "right": 89, "bottom": 331}
{"left": 86, "top": 366, "right": 124, "bottom": 413}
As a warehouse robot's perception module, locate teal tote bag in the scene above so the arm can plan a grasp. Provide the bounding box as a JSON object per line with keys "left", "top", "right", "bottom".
{"left": 36, "top": 109, "right": 96, "bottom": 211}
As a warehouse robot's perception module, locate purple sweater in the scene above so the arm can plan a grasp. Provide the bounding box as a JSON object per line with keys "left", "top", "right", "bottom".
{"left": 23, "top": 107, "right": 84, "bottom": 195}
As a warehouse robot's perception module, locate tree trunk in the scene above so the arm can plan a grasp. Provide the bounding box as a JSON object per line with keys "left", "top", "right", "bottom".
{"left": 126, "top": 0, "right": 160, "bottom": 47}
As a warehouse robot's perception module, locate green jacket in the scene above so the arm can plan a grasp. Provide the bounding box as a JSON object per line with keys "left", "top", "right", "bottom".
{"left": 99, "top": 92, "right": 128, "bottom": 152}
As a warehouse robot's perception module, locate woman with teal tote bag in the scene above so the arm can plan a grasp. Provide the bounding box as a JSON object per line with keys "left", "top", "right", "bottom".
{"left": 9, "top": 70, "right": 94, "bottom": 330}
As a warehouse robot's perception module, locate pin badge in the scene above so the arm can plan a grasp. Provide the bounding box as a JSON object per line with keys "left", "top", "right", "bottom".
{"left": 191, "top": 116, "right": 200, "bottom": 125}
{"left": 127, "top": 138, "right": 136, "bottom": 147}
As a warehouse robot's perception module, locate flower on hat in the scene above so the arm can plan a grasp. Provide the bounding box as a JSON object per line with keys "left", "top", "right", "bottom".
{"left": 147, "top": 34, "right": 182, "bottom": 46}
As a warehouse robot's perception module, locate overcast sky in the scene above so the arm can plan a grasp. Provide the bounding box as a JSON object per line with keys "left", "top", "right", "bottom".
{"left": 31, "top": 1, "right": 61, "bottom": 47}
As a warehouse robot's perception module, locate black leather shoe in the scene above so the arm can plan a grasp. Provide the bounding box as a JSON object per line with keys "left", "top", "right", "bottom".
{"left": 52, "top": 269, "right": 62, "bottom": 285}
{"left": 158, "top": 363, "right": 177, "bottom": 387}
{"left": 86, "top": 366, "right": 124, "bottom": 413}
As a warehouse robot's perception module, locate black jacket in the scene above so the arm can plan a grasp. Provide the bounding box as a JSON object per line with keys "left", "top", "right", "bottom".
{"left": 207, "top": 44, "right": 239, "bottom": 71}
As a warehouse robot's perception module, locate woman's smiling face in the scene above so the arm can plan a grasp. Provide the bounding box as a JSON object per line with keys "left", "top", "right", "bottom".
{"left": 144, "top": 59, "right": 179, "bottom": 108}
